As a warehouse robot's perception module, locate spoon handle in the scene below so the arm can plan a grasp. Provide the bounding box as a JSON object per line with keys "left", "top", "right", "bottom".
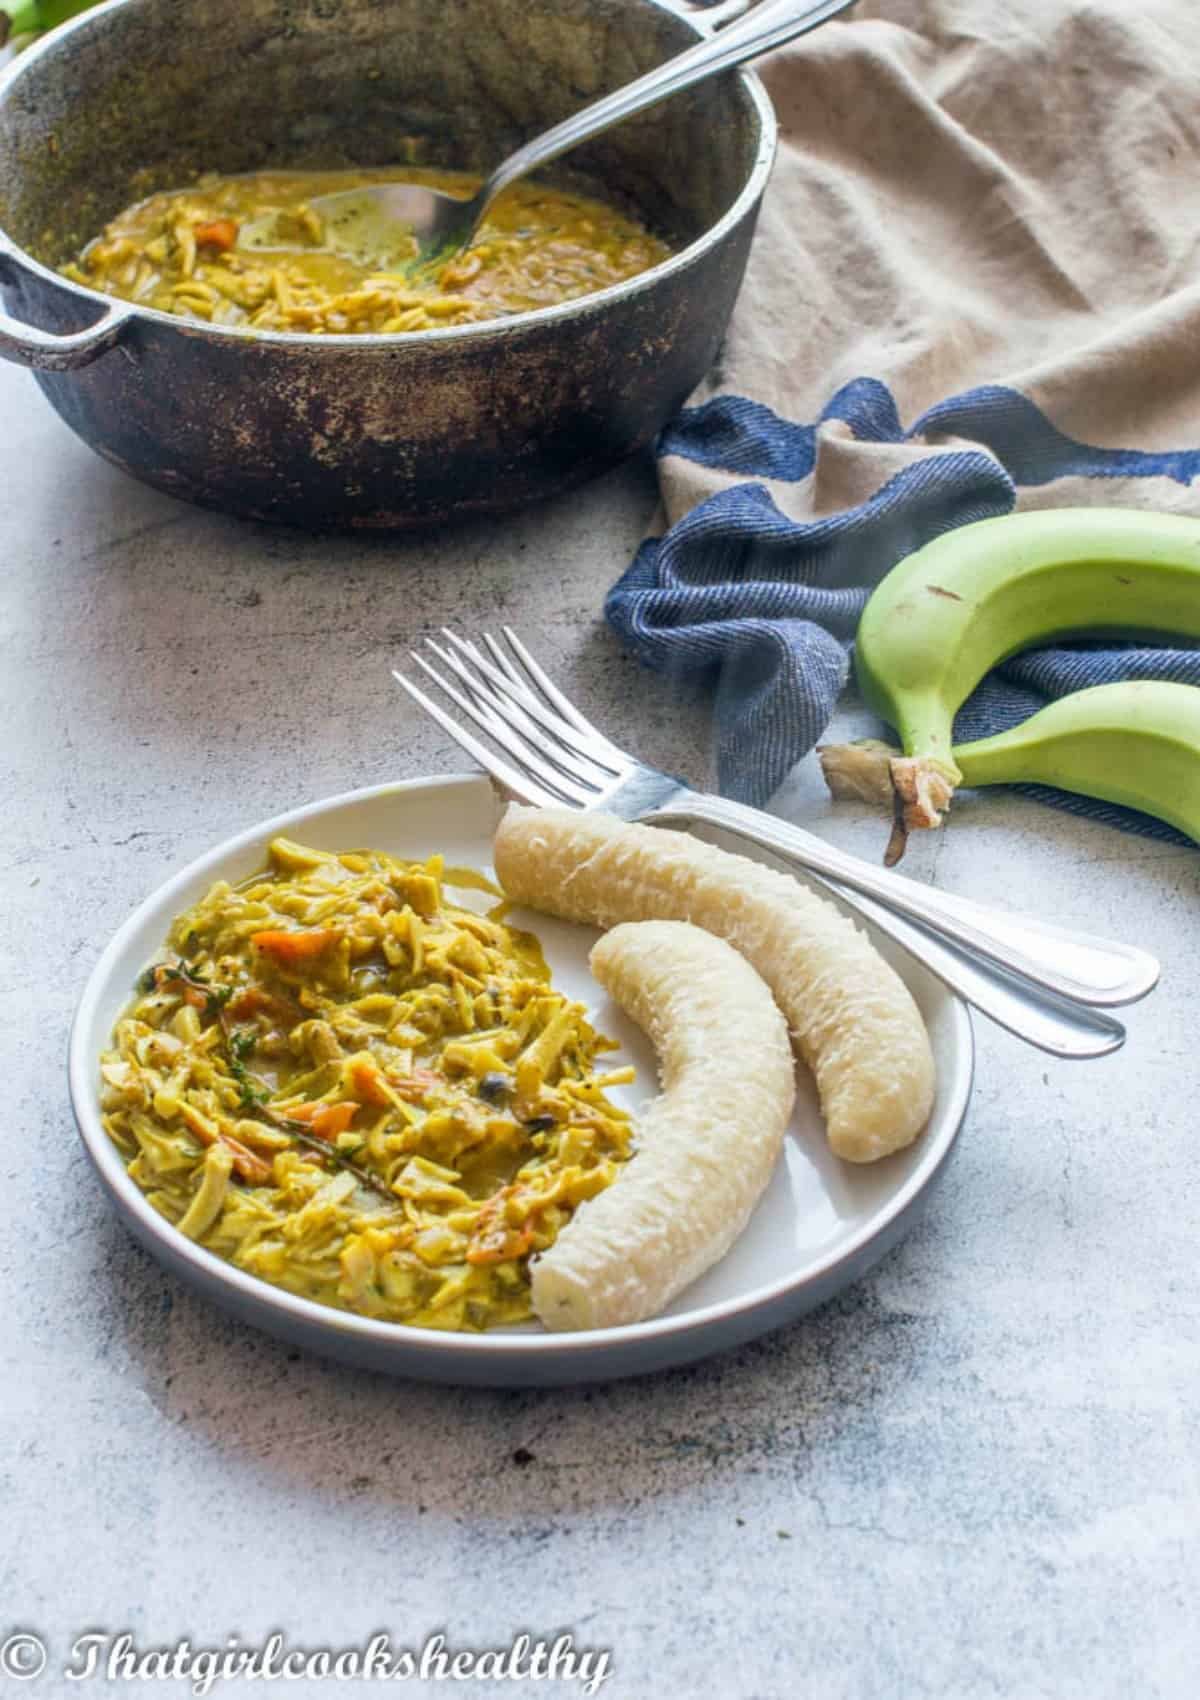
{"left": 477, "top": 0, "right": 856, "bottom": 215}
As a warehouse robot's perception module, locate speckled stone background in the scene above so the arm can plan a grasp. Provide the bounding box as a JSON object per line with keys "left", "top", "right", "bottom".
{"left": 3, "top": 351, "right": 1199, "bottom": 1700}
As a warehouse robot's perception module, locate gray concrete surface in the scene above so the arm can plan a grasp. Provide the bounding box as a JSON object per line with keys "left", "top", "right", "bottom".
{"left": 3, "top": 353, "right": 1198, "bottom": 1700}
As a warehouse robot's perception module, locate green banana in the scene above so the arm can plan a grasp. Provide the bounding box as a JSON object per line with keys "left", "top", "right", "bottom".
{"left": 819, "top": 508, "right": 1200, "bottom": 860}
{"left": 953, "top": 680, "right": 1200, "bottom": 845}
{"left": 0, "top": 1, "right": 99, "bottom": 48}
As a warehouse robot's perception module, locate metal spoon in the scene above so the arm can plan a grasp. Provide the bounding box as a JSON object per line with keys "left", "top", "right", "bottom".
{"left": 294, "top": 0, "right": 856, "bottom": 269}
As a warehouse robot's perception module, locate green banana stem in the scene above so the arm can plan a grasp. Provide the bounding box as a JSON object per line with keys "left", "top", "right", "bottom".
{"left": 817, "top": 739, "right": 898, "bottom": 809}
{"left": 817, "top": 737, "right": 960, "bottom": 865}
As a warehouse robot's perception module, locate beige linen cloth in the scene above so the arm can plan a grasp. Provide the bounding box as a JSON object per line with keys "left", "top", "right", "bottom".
{"left": 606, "top": 0, "right": 1200, "bottom": 821}
{"left": 669, "top": 0, "right": 1200, "bottom": 525}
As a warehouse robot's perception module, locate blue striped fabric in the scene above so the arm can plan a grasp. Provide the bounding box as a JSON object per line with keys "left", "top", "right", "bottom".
{"left": 605, "top": 382, "right": 1200, "bottom": 843}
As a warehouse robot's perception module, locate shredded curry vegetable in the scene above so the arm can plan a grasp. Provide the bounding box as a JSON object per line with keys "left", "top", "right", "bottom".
{"left": 63, "top": 167, "right": 671, "bottom": 335}
{"left": 100, "top": 839, "right": 635, "bottom": 1331}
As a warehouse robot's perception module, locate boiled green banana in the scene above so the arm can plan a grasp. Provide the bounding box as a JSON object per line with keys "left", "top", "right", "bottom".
{"left": 952, "top": 680, "right": 1200, "bottom": 844}
{"left": 818, "top": 508, "right": 1200, "bottom": 859}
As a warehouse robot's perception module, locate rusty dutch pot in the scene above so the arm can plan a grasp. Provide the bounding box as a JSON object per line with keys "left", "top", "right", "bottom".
{"left": 0, "top": 0, "right": 774, "bottom": 527}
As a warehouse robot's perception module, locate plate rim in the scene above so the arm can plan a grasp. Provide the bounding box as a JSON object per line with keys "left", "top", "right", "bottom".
{"left": 68, "top": 772, "right": 974, "bottom": 1364}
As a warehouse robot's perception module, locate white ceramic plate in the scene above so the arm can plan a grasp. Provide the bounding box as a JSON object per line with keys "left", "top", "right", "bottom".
{"left": 69, "top": 774, "right": 973, "bottom": 1385}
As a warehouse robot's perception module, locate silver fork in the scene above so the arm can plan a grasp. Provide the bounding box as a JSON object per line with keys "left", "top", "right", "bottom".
{"left": 393, "top": 630, "right": 1160, "bottom": 1059}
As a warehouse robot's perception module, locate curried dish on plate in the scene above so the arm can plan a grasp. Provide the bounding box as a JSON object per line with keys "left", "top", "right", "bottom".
{"left": 63, "top": 167, "right": 671, "bottom": 335}
{"left": 98, "top": 806, "right": 939, "bottom": 1337}
{"left": 99, "top": 837, "right": 637, "bottom": 1332}
{"left": 74, "top": 777, "right": 967, "bottom": 1377}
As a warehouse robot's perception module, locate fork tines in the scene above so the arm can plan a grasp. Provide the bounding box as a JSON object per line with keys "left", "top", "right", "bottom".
{"left": 393, "top": 628, "right": 630, "bottom": 809}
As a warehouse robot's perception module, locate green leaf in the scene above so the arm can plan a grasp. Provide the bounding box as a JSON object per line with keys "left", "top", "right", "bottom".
{"left": 2, "top": 2, "right": 105, "bottom": 46}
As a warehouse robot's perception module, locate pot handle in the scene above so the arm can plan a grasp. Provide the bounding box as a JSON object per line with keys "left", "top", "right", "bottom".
{"left": 0, "top": 263, "right": 135, "bottom": 372}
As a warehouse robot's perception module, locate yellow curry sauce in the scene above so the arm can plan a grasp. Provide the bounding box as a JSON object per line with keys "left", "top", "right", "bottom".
{"left": 63, "top": 167, "right": 671, "bottom": 334}
{"left": 99, "top": 839, "right": 635, "bottom": 1331}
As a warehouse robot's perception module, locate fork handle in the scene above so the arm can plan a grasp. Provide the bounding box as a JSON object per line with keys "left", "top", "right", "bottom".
{"left": 646, "top": 793, "right": 1160, "bottom": 1009}
{"left": 478, "top": 0, "right": 856, "bottom": 218}
{"left": 816, "top": 877, "right": 1124, "bottom": 1059}
{"left": 643, "top": 797, "right": 1125, "bottom": 1056}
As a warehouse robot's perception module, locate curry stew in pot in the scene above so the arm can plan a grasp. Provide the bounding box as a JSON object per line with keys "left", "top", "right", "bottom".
{"left": 64, "top": 167, "right": 671, "bottom": 334}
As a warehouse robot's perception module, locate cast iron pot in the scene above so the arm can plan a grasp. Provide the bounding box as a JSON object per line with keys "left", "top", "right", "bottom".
{"left": 0, "top": 0, "right": 775, "bottom": 527}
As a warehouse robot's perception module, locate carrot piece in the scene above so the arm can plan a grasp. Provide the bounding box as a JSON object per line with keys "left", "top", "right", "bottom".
{"left": 388, "top": 1066, "right": 442, "bottom": 1103}
{"left": 203, "top": 1135, "right": 271, "bottom": 1190}
{"left": 251, "top": 928, "right": 341, "bottom": 966}
{"left": 312, "top": 1102, "right": 357, "bottom": 1140}
{"left": 465, "top": 1186, "right": 535, "bottom": 1266}
{"left": 194, "top": 218, "right": 238, "bottom": 252}
{"left": 221, "top": 1135, "right": 272, "bottom": 1185}
{"left": 176, "top": 1097, "right": 272, "bottom": 1184}
{"left": 347, "top": 1057, "right": 391, "bottom": 1107}
{"left": 466, "top": 1224, "right": 534, "bottom": 1266}
{"left": 228, "top": 985, "right": 301, "bottom": 1023}
{"left": 287, "top": 1100, "right": 357, "bottom": 1141}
